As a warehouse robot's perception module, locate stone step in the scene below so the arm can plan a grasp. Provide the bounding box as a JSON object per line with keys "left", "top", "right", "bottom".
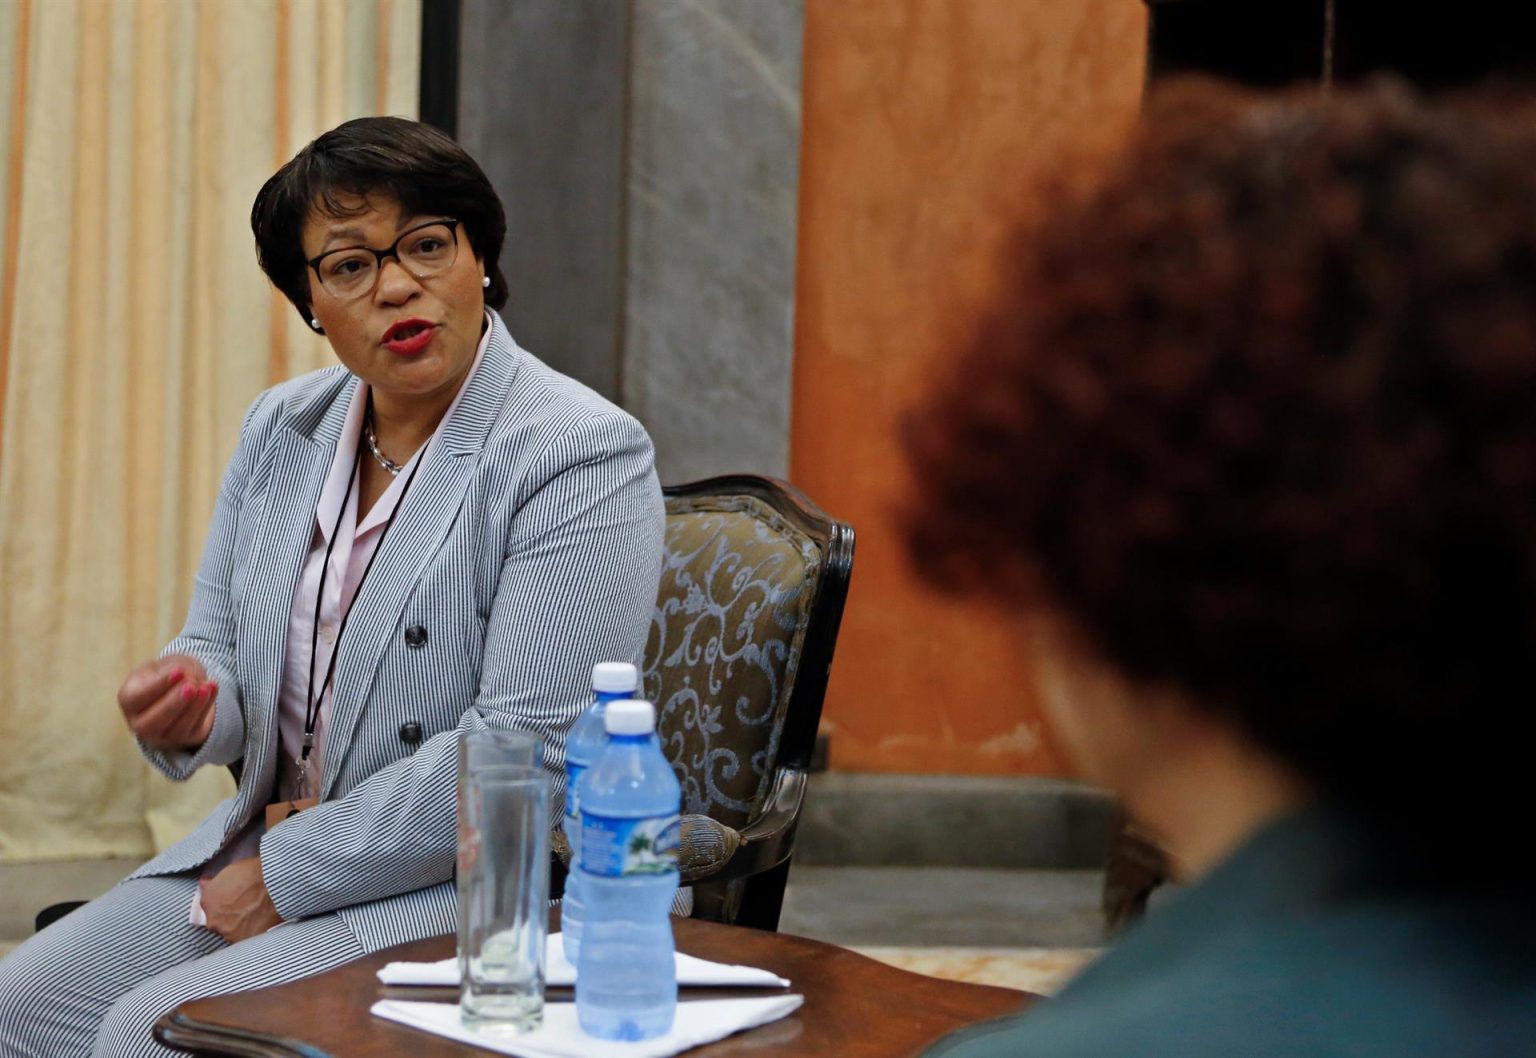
{"left": 780, "top": 865, "right": 1107, "bottom": 948}
{"left": 0, "top": 858, "right": 137, "bottom": 945}
{"left": 796, "top": 774, "right": 1115, "bottom": 869}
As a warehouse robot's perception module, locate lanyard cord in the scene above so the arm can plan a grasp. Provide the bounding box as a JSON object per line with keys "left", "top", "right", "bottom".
{"left": 299, "top": 419, "right": 426, "bottom": 773}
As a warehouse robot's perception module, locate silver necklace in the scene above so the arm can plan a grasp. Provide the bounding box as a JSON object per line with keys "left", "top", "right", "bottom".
{"left": 363, "top": 415, "right": 404, "bottom": 477}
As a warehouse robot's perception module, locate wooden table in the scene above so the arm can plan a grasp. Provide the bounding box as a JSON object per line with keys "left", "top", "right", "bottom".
{"left": 155, "top": 918, "right": 1036, "bottom": 1057}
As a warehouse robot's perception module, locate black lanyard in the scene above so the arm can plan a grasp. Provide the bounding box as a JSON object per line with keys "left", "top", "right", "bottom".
{"left": 298, "top": 421, "right": 425, "bottom": 779}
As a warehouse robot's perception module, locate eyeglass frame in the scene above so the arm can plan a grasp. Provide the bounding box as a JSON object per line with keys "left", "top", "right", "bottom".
{"left": 306, "top": 217, "right": 462, "bottom": 300}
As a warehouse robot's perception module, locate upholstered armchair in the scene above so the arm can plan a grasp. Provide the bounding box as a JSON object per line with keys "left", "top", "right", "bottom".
{"left": 647, "top": 476, "right": 854, "bottom": 930}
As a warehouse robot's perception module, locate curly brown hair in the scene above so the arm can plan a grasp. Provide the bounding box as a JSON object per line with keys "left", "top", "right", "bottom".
{"left": 905, "top": 79, "right": 1536, "bottom": 811}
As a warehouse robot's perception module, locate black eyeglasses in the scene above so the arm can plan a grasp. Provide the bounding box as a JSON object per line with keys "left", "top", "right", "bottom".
{"left": 307, "top": 218, "right": 460, "bottom": 300}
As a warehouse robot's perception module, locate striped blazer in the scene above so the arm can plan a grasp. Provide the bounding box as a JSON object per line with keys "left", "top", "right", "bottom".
{"left": 129, "top": 312, "right": 664, "bottom": 954}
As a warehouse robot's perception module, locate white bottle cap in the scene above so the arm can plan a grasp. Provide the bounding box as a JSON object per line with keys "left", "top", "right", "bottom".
{"left": 603, "top": 699, "right": 656, "bottom": 736}
{"left": 592, "top": 662, "right": 638, "bottom": 694}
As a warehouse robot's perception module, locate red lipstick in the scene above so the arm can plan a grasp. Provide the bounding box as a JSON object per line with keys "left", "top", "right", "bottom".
{"left": 382, "top": 318, "right": 438, "bottom": 356}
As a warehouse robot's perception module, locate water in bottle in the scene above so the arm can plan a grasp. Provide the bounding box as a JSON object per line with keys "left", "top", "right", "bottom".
{"left": 561, "top": 662, "right": 639, "bottom": 965}
{"left": 575, "top": 698, "right": 681, "bottom": 1041}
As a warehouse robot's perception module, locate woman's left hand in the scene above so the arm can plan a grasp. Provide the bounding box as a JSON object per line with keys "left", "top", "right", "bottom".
{"left": 200, "top": 857, "right": 283, "bottom": 943}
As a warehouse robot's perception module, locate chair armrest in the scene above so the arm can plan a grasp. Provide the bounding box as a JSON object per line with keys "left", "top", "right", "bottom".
{"left": 677, "top": 816, "right": 741, "bottom": 882}
{"left": 685, "top": 766, "right": 806, "bottom": 885}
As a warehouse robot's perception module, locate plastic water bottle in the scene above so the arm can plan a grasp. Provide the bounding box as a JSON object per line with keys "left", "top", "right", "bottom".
{"left": 561, "top": 662, "right": 639, "bottom": 965}
{"left": 575, "top": 699, "right": 681, "bottom": 1041}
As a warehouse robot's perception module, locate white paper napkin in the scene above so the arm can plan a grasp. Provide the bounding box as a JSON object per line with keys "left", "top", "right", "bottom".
{"left": 375, "top": 956, "right": 460, "bottom": 986}
{"left": 371, "top": 995, "right": 804, "bottom": 1058}
{"left": 377, "top": 934, "right": 790, "bottom": 989}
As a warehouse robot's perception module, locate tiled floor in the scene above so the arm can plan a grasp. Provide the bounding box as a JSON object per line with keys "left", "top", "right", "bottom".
{"left": 0, "top": 860, "right": 1106, "bottom": 995}
{"left": 851, "top": 946, "right": 1098, "bottom": 996}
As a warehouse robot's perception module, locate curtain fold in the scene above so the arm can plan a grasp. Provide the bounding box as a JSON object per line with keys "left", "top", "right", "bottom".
{"left": 0, "top": 0, "right": 421, "bottom": 862}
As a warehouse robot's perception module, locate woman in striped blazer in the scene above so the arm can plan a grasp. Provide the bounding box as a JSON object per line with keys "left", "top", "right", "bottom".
{"left": 0, "top": 117, "right": 664, "bottom": 1058}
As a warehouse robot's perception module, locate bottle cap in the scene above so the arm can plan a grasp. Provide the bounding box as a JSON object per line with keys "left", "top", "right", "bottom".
{"left": 591, "top": 662, "right": 639, "bottom": 694}
{"left": 603, "top": 699, "right": 656, "bottom": 735}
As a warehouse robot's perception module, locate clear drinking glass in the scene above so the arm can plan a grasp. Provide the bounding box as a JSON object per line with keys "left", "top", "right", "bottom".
{"left": 456, "top": 730, "right": 549, "bottom": 1034}
{"left": 459, "top": 726, "right": 543, "bottom": 776}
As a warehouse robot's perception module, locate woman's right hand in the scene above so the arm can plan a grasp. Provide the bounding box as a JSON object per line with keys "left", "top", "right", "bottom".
{"left": 118, "top": 654, "right": 219, "bottom": 751}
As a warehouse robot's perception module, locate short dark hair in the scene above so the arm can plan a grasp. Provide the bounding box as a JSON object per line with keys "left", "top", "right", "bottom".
{"left": 905, "top": 79, "right": 1536, "bottom": 820}
{"left": 251, "top": 116, "right": 508, "bottom": 324}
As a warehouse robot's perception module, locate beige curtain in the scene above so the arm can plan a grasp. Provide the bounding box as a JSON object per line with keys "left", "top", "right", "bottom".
{"left": 0, "top": 0, "right": 421, "bottom": 862}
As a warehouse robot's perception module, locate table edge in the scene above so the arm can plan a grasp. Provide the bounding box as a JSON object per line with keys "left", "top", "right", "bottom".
{"left": 156, "top": 1010, "right": 335, "bottom": 1058}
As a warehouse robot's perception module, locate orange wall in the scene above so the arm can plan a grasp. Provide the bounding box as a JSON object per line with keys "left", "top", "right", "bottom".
{"left": 791, "top": 1, "right": 1148, "bottom": 774}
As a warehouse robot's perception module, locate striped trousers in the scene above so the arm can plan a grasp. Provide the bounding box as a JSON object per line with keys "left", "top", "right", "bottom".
{"left": 0, "top": 874, "right": 363, "bottom": 1058}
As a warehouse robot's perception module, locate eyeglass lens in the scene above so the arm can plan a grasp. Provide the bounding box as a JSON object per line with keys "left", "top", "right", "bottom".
{"left": 315, "top": 222, "right": 458, "bottom": 298}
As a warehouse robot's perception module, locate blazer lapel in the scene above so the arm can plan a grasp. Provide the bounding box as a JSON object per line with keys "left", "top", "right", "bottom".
{"left": 229, "top": 373, "right": 353, "bottom": 824}
{"left": 320, "top": 317, "right": 521, "bottom": 797}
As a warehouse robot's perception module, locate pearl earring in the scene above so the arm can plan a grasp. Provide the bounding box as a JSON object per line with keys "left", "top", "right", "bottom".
{"left": 310, "top": 318, "right": 324, "bottom": 334}
{"left": 482, "top": 276, "right": 490, "bottom": 289}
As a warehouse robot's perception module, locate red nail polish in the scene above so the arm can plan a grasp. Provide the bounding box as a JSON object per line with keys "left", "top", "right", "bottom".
{"left": 167, "top": 669, "right": 186, "bottom": 686}
{"left": 181, "top": 686, "right": 196, "bottom": 702}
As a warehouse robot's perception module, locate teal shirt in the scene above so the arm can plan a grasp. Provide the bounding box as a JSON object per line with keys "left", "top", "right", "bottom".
{"left": 928, "top": 806, "right": 1534, "bottom": 1058}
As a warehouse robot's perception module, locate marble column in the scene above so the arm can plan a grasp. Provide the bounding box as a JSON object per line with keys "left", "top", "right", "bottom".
{"left": 455, "top": 0, "right": 631, "bottom": 400}
{"left": 622, "top": 0, "right": 804, "bottom": 483}
{"left": 454, "top": 0, "right": 804, "bottom": 483}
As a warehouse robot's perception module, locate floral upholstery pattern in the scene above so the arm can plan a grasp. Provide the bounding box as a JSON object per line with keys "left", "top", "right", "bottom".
{"left": 643, "top": 493, "right": 822, "bottom": 834}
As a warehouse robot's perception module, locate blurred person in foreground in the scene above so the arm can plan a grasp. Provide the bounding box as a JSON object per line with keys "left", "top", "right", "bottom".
{"left": 910, "top": 80, "right": 1536, "bottom": 1057}
{"left": 0, "top": 117, "right": 663, "bottom": 1057}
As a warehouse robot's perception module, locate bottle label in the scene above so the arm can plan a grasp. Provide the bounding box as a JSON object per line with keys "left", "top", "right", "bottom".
{"left": 580, "top": 811, "right": 680, "bottom": 878}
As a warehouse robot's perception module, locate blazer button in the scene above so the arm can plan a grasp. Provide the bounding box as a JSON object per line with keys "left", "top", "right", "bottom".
{"left": 399, "top": 721, "right": 423, "bottom": 746}
{"left": 404, "top": 625, "right": 428, "bottom": 648}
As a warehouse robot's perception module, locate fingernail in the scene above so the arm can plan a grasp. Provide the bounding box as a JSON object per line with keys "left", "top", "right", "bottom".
{"left": 182, "top": 686, "right": 196, "bottom": 702}
{"left": 167, "top": 669, "right": 185, "bottom": 686}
